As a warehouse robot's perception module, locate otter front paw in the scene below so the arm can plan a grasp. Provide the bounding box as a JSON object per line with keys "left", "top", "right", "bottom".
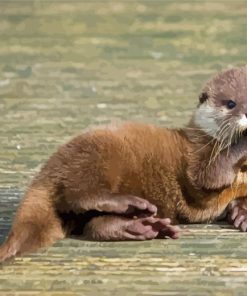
{"left": 229, "top": 205, "right": 247, "bottom": 232}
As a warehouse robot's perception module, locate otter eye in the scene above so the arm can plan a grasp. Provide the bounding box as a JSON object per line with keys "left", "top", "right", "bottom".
{"left": 227, "top": 100, "right": 236, "bottom": 109}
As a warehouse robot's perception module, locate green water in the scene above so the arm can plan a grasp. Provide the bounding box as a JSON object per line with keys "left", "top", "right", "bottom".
{"left": 0, "top": 1, "right": 247, "bottom": 295}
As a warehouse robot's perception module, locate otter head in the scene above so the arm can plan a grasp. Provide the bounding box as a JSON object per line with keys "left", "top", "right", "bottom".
{"left": 194, "top": 66, "right": 247, "bottom": 145}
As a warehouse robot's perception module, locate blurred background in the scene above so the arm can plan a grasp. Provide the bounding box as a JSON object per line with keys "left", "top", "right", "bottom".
{"left": 0, "top": 1, "right": 247, "bottom": 294}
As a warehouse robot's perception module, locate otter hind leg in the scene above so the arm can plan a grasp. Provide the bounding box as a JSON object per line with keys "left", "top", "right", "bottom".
{"left": 82, "top": 215, "right": 180, "bottom": 241}
{"left": 70, "top": 192, "right": 158, "bottom": 217}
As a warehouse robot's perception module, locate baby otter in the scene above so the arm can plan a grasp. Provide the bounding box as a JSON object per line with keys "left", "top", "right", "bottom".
{"left": 1, "top": 66, "right": 247, "bottom": 263}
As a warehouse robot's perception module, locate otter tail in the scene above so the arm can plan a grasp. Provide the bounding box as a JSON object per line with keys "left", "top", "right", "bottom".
{"left": 0, "top": 185, "right": 65, "bottom": 263}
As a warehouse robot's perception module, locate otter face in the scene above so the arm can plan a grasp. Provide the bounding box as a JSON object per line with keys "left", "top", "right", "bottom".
{"left": 195, "top": 66, "right": 247, "bottom": 144}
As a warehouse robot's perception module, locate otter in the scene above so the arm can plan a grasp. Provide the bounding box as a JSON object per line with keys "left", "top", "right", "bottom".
{"left": 1, "top": 66, "right": 247, "bottom": 263}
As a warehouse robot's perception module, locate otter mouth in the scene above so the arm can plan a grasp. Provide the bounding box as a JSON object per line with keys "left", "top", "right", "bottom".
{"left": 243, "top": 129, "right": 247, "bottom": 137}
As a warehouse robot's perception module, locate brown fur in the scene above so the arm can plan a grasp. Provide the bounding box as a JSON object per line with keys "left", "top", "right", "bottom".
{"left": 1, "top": 67, "right": 247, "bottom": 263}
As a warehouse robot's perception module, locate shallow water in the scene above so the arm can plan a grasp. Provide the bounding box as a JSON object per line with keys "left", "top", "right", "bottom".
{"left": 0, "top": 0, "right": 247, "bottom": 295}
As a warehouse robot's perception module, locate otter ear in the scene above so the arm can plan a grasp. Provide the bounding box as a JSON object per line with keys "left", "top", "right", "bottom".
{"left": 199, "top": 92, "right": 208, "bottom": 104}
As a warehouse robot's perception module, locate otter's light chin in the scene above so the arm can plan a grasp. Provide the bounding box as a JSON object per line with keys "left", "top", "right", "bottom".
{"left": 238, "top": 115, "right": 247, "bottom": 130}
{"left": 194, "top": 103, "right": 219, "bottom": 138}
